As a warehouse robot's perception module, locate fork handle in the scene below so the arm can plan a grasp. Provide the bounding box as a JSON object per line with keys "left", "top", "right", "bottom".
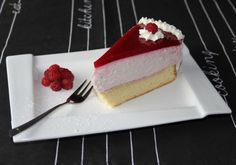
{"left": 9, "top": 102, "right": 68, "bottom": 137}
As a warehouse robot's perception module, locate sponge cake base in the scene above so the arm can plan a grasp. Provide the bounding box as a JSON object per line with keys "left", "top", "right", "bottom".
{"left": 96, "top": 65, "right": 176, "bottom": 107}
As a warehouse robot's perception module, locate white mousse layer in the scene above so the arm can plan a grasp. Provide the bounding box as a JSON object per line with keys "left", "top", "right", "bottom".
{"left": 92, "top": 45, "right": 183, "bottom": 92}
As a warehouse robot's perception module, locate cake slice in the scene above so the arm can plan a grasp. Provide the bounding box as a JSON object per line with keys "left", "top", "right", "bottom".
{"left": 92, "top": 17, "right": 184, "bottom": 107}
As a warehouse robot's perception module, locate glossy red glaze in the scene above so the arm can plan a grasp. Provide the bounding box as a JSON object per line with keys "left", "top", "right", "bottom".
{"left": 94, "top": 24, "right": 181, "bottom": 68}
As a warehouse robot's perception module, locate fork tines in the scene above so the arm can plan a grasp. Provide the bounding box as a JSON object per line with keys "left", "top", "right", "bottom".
{"left": 78, "top": 80, "right": 93, "bottom": 97}
{"left": 67, "top": 80, "right": 93, "bottom": 102}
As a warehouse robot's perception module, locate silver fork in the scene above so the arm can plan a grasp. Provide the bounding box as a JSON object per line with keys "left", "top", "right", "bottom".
{"left": 9, "top": 80, "right": 93, "bottom": 137}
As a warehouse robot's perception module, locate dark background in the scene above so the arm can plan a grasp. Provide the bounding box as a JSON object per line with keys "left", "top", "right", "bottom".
{"left": 0, "top": 0, "right": 236, "bottom": 164}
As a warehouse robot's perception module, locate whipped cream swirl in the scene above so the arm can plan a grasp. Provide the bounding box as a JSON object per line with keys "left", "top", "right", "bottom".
{"left": 139, "top": 27, "right": 164, "bottom": 41}
{"left": 138, "top": 17, "right": 184, "bottom": 41}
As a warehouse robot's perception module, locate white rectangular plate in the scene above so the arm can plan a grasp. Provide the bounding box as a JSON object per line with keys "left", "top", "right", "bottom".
{"left": 6, "top": 45, "right": 231, "bottom": 143}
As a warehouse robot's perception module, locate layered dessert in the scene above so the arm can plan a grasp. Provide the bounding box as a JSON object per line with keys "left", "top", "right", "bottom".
{"left": 92, "top": 17, "right": 184, "bottom": 107}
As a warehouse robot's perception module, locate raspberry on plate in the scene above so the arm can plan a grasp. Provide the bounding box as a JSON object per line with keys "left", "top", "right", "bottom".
{"left": 41, "top": 64, "right": 75, "bottom": 92}
{"left": 50, "top": 81, "right": 62, "bottom": 91}
{"left": 41, "top": 77, "right": 51, "bottom": 87}
{"left": 48, "top": 70, "right": 61, "bottom": 81}
{"left": 49, "top": 64, "right": 60, "bottom": 72}
{"left": 62, "top": 79, "right": 73, "bottom": 90}
{"left": 60, "top": 68, "right": 74, "bottom": 81}
{"left": 44, "top": 69, "right": 50, "bottom": 78}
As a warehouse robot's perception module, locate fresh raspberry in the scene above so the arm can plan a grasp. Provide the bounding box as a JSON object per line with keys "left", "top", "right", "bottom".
{"left": 48, "top": 70, "right": 61, "bottom": 81}
{"left": 145, "top": 23, "right": 158, "bottom": 34}
{"left": 49, "top": 64, "right": 60, "bottom": 72}
{"left": 41, "top": 77, "right": 51, "bottom": 87}
{"left": 50, "top": 81, "right": 62, "bottom": 91}
{"left": 60, "top": 68, "right": 74, "bottom": 81}
{"left": 44, "top": 69, "right": 50, "bottom": 79}
{"left": 41, "top": 64, "right": 75, "bottom": 91}
{"left": 62, "top": 79, "right": 73, "bottom": 90}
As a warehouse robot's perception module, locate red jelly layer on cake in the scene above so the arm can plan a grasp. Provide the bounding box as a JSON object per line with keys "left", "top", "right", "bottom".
{"left": 94, "top": 24, "right": 181, "bottom": 68}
